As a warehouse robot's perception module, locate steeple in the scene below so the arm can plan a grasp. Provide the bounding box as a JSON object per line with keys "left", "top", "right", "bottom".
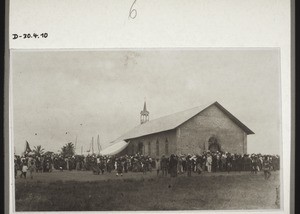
{"left": 140, "top": 100, "right": 149, "bottom": 124}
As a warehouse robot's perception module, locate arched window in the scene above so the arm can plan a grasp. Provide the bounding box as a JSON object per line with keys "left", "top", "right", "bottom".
{"left": 148, "top": 142, "right": 151, "bottom": 155}
{"left": 165, "top": 138, "right": 169, "bottom": 155}
{"left": 156, "top": 140, "right": 159, "bottom": 156}
{"left": 138, "top": 142, "right": 143, "bottom": 154}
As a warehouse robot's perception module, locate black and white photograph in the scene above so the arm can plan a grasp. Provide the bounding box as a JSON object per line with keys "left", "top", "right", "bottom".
{"left": 10, "top": 49, "right": 282, "bottom": 211}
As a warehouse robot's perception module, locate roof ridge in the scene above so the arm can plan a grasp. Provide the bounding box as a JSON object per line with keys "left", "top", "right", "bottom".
{"left": 110, "top": 100, "right": 254, "bottom": 145}
{"left": 110, "top": 103, "right": 211, "bottom": 144}
{"left": 140, "top": 102, "right": 213, "bottom": 125}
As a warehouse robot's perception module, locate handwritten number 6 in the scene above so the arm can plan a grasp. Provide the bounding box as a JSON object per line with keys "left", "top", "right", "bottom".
{"left": 129, "top": 0, "right": 137, "bottom": 19}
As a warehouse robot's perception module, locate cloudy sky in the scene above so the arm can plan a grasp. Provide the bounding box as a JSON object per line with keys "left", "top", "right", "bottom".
{"left": 12, "top": 49, "right": 281, "bottom": 155}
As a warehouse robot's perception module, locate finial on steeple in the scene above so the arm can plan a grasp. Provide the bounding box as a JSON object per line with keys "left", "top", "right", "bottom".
{"left": 143, "top": 101, "right": 147, "bottom": 112}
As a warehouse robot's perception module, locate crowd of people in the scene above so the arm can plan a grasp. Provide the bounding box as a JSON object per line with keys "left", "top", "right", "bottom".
{"left": 155, "top": 152, "right": 279, "bottom": 180}
{"left": 14, "top": 151, "right": 279, "bottom": 180}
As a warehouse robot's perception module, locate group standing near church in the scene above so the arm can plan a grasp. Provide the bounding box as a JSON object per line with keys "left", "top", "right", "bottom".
{"left": 14, "top": 149, "right": 279, "bottom": 181}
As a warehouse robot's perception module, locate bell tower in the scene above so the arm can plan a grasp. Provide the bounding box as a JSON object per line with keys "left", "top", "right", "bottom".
{"left": 140, "top": 101, "right": 149, "bottom": 124}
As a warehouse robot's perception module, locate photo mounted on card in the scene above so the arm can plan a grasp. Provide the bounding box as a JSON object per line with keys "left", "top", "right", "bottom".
{"left": 9, "top": 49, "right": 282, "bottom": 212}
{"left": 7, "top": 0, "right": 291, "bottom": 214}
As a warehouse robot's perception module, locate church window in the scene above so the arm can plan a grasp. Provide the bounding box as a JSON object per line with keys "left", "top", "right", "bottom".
{"left": 138, "top": 142, "right": 144, "bottom": 154}
{"left": 148, "top": 142, "right": 151, "bottom": 155}
{"left": 165, "top": 138, "right": 169, "bottom": 155}
{"left": 156, "top": 140, "right": 159, "bottom": 156}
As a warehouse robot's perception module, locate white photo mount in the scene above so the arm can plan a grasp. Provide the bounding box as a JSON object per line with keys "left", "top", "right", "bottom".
{"left": 7, "top": 0, "right": 292, "bottom": 213}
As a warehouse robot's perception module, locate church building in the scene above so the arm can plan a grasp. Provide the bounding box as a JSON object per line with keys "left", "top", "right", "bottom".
{"left": 106, "top": 101, "right": 254, "bottom": 157}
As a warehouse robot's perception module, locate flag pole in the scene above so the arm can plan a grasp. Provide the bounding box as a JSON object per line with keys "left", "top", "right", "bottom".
{"left": 91, "top": 137, "right": 94, "bottom": 154}
{"left": 24, "top": 140, "right": 26, "bottom": 155}
{"left": 75, "top": 135, "right": 77, "bottom": 154}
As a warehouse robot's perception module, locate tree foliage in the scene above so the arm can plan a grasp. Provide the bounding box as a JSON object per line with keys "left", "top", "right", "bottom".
{"left": 44, "top": 151, "right": 54, "bottom": 157}
{"left": 33, "top": 145, "right": 45, "bottom": 157}
{"left": 61, "top": 142, "right": 75, "bottom": 157}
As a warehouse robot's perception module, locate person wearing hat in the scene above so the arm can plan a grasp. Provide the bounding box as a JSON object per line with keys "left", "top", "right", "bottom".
{"left": 155, "top": 158, "right": 161, "bottom": 176}
{"left": 251, "top": 155, "right": 258, "bottom": 174}
{"left": 21, "top": 163, "right": 28, "bottom": 179}
{"left": 211, "top": 153, "right": 217, "bottom": 172}
{"left": 186, "top": 155, "right": 192, "bottom": 177}
{"left": 160, "top": 155, "right": 168, "bottom": 176}
{"left": 116, "top": 158, "right": 123, "bottom": 176}
{"left": 226, "top": 153, "right": 233, "bottom": 173}
{"left": 169, "top": 154, "right": 178, "bottom": 177}
{"left": 220, "top": 153, "right": 226, "bottom": 172}
{"left": 181, "top": 155, "right": 187, "bottom": 172}
{"left": 262, "top": 156, "right": 271, "bottom": 180}
{"left": 196, "top": 155, "right": 203, "bottom": 174}
{"left": 100, "top": 158, "right": 106, "bottom": 174}
{"left": 142, "top": 157, "right": 147, "bottom": 174}
{"left": 106, "top": 158, "right": 112, "bottom": 173}
{"left": 123, "top": 157, "right": 128, "bottom": 173}
{"left": 28, "top": 159, "right": 36, "bottom": 179}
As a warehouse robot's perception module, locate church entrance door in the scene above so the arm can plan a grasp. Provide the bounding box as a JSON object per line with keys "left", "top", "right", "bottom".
{"left": 208, "top": 137, "right": 220, "bottom": 153}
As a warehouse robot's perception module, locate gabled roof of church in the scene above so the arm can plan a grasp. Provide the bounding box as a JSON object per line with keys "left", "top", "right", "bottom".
{"left": 113, "top": 101, "right": 254, "bottom": 143}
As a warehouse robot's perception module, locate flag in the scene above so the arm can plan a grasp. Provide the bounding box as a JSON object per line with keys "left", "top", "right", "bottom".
{"left": 97, "top": 134, "right": 102, "bottom": 152}
{"left": 24, "top": 141, "right": 32, "bottom": 154}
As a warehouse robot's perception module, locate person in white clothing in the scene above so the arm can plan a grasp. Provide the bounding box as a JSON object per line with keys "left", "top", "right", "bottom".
{"left": 22, "top": 164, "right": 28, "bottom": 178}
{"left": 206, "top": 154, "right": 212, "bottom": 173}
{"left": 155, "top": 158, "right": 161, "bottom": 176}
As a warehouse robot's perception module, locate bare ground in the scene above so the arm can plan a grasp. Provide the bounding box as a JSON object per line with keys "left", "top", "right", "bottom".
{"left": 14, "top": 170, "right": 280, "bottom": 211}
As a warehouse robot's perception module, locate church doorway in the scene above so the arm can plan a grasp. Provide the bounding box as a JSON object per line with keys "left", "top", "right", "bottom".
{"left": 208, "top": 137, "right": 220, "bottom": 153}
{"left": 138, "top": 142, "right": 144, "bottom": 154}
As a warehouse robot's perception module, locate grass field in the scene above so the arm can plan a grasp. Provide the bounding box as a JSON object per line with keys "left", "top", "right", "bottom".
{"left": 15, "top": 170, "right": 280, "bottom": 211}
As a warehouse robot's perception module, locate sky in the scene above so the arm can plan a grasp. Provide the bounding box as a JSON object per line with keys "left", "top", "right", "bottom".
{"left": 12, "top": 49, "right": 281, "bottom": 155}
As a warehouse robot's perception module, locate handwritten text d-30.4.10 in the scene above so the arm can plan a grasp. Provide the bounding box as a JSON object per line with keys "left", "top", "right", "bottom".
{"left": 12, "top": 33, "right": 48, "bottom": 40}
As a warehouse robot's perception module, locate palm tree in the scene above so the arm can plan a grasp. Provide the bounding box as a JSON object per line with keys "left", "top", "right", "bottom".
{"left": 61, "top": 142, "right": 75, "bottom": 157}
{"left": 33, "top": 145, "right": 45, "bottom": 157}
{"left": 44, "top": 151, "right": 54, "bottom": 157}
